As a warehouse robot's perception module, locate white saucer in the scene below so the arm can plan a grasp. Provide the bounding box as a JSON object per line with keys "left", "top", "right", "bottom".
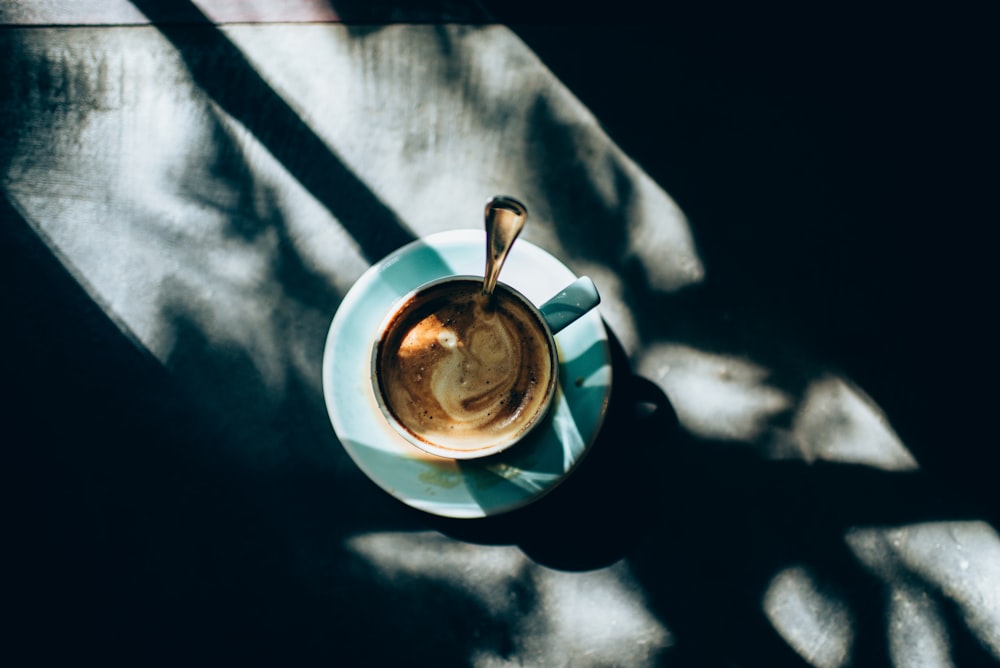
{"left": 322, "top": 230, "right": 612, "bottom": 518}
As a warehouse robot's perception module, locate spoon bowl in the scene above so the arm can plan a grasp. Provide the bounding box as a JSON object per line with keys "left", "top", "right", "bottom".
{"left": 483, "top": 195, "right": 528, "bottom": 296}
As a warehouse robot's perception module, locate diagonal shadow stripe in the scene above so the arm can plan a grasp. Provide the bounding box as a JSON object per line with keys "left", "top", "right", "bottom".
{"left": 129, "top": 0, "right": 416, "bottom": 263}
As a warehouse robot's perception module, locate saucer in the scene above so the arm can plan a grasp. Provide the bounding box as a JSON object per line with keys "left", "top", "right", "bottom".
{"left": 322, "top": 230, "right": 612, "bottom": 518}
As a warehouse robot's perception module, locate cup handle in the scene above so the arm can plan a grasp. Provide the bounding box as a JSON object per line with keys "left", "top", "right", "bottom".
{"left": 538, "top": 276, "right": 601, "bottom": 335}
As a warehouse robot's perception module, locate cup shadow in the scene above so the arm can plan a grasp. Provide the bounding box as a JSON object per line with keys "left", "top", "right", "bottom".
{"left": 424, "top": 321, "right": 679, "bottom": 571}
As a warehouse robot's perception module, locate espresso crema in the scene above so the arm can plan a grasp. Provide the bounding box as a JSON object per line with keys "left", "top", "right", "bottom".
{"left": 376, "top": 279, "right": 555, "bottom": 454}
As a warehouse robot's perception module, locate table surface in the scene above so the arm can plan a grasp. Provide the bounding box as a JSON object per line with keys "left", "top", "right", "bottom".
{"left": 3, "top": 2, "right": 997, "bottom": 666}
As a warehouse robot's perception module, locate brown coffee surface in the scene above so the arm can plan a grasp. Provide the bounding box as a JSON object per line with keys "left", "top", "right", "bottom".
{"left": 377, "top": 279, "right": 554, "bottom": 452}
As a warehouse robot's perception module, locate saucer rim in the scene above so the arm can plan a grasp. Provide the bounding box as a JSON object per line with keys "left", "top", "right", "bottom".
{"left": 321, "top": 229, "right": 612, "bottom": 518}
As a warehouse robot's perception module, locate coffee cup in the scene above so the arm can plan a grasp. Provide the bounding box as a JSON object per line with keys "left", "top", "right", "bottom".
{"left": 371, "top": 274, "right": 600, "bottom": 460}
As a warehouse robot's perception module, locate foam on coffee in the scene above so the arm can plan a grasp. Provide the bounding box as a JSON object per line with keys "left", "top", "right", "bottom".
{"left": 376, "top": 279, "right": 555, "bottom": 454}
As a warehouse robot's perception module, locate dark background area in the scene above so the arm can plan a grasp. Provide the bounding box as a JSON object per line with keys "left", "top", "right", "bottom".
{"left": 489, "top": 5, "right": 996, "bottom": 502}
{"left": 4, "top": 2, "right": 997, "bottom": 664}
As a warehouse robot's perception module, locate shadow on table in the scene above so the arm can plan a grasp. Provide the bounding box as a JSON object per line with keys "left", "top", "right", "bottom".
{"left": 10, "top": 190, "right": 996, "bottom": 665}
{"left": 128, "top": 0, "right": 417, "bottom": 264}
{"left": 6, "top": 5, "right": 998, "bottom": 664}
{"left": 426, "top": 320, "right": 999, "bottom": 665}
{"left": 426, "top": 322, "right": 679, "bottom": 570}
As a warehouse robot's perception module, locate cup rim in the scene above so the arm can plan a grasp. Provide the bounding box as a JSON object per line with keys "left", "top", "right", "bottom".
{"left": 369, "top": 275, "right": 559, "bottom": 460}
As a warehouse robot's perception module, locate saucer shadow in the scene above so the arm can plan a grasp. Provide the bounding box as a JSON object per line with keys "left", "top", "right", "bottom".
{"left": 424, "top": 322, "right": 680, "bottom": 571}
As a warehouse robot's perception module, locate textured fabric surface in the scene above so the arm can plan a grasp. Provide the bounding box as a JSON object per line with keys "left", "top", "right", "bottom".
{"left": 3, "top": 5, "right": 997, "bottom": 666}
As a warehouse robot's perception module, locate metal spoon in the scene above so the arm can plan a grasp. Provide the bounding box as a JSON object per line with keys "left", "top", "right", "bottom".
{"left": 482, "top": 195, "right": 528, "bottom": 296}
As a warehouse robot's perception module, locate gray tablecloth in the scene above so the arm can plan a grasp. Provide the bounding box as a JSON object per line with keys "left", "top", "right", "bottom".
{"left": 3, "top": 4, "right": 997, "bottom": 666}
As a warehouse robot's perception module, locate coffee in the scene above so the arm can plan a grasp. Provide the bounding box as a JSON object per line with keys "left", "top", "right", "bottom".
{"left": 375, "top": 278, "right": 556, "bottom": 455}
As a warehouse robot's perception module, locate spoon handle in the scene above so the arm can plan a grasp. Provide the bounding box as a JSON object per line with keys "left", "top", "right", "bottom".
{"left": 483, "top": 195, "right": 528, "bottom": 296}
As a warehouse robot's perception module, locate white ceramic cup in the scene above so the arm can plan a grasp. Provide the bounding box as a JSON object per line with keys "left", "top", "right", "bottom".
{"left": 371, "top": 274, "right": 600, "bottom": 460}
